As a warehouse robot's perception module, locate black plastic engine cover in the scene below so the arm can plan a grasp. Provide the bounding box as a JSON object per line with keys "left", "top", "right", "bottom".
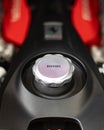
{"left": 0, "top": 0, "right": 104, "bottom": 130}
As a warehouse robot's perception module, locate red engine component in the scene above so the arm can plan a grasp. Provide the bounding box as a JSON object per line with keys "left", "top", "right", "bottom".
{"left": 2, "top": 0, "right": 31, "bottom": 46}
{"left": 71, "top": 0, "right": 101, "bottom": 48}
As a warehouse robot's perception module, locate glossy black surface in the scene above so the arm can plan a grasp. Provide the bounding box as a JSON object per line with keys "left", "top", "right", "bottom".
{"left": 28, "top": 118, "right": 82, "bottom": 130}
{"left": 0, "top": 0, "right": 104, "bottom": 130}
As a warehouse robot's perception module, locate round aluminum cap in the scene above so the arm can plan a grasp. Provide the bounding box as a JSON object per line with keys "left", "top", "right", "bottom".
{"left": 32, "top": 54, "right": 75, "bottom": 87}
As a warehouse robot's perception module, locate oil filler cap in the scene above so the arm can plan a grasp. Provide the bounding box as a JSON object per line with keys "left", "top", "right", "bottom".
{"left": 32, "top": 54, "right": 75, "bottom": 96}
